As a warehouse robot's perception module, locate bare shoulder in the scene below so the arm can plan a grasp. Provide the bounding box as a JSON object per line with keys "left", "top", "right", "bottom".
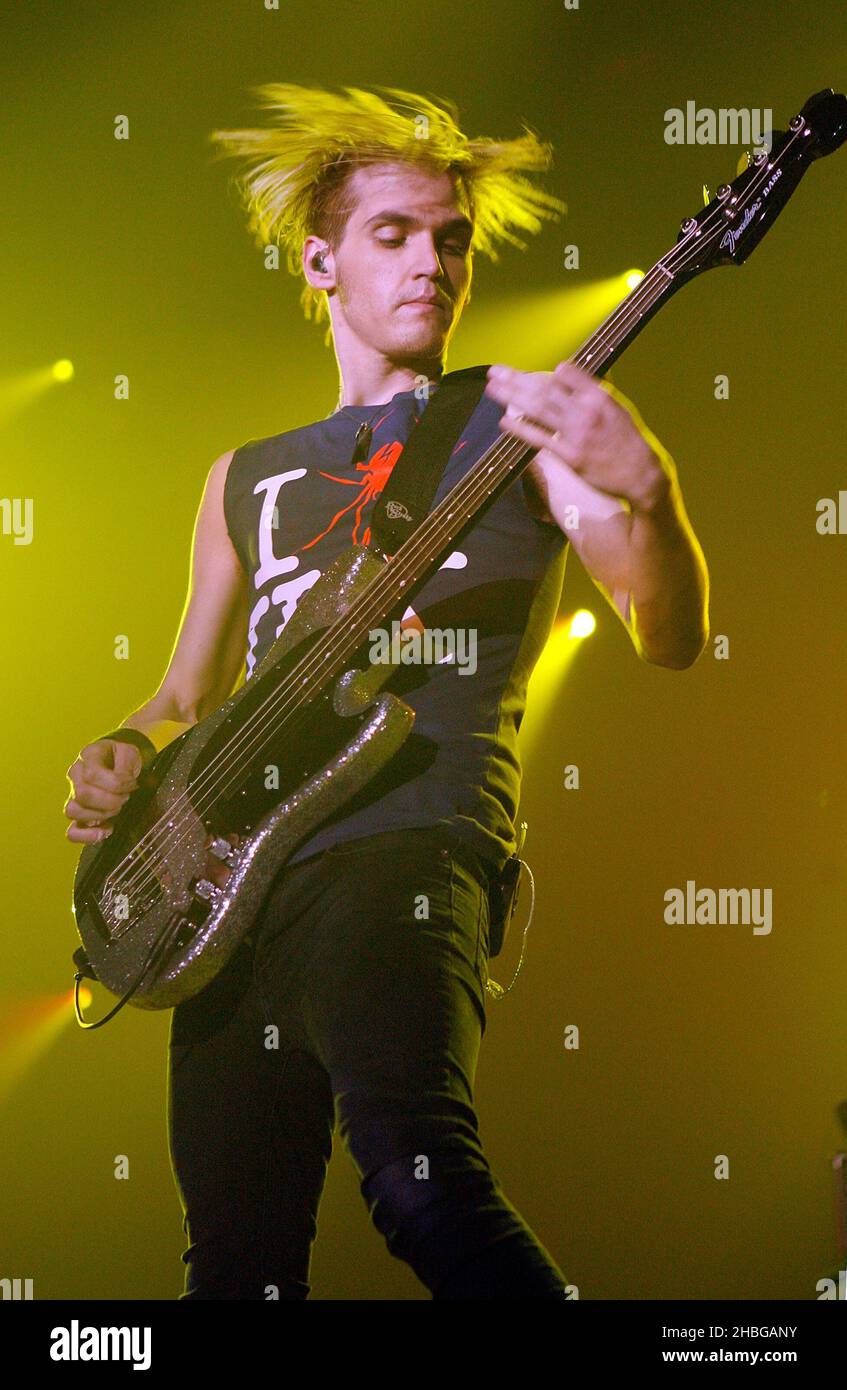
{"left": 194, "top": 448, "right": 243, "bottom": 569}
{"left": 152, "top": 448, "right": 249, "bottom": 722}
{"left": 204, "top": 447, "right": 238, "bottom": 500}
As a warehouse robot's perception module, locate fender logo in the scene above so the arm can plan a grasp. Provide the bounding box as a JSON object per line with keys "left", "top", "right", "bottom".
{"left": 719, "top": 164, "right": 783, "bottom": 256}
{"left": 385, "top": 501, "right": 413, "bottom": 521}
{"left": 720, "top": 197, "right": 762, "bottom": 255}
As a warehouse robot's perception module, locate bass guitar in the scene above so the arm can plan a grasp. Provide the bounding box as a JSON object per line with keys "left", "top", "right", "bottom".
{"left": 71, "top": 89, "right": 846, "bottom": 1019}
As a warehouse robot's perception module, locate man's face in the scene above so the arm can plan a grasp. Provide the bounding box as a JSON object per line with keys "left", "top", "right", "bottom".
{"left": 327, "top": 162, "right": 474, "bottom": 362}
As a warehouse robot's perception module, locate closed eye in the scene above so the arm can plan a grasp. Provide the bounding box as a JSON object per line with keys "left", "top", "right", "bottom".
{"left": 376, "top": 236, "right": 469, "bottom": 255}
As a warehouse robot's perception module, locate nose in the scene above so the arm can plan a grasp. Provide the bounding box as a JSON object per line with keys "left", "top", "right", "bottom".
{"left": 414, "top": 233, "right": 447, "bottom": 281}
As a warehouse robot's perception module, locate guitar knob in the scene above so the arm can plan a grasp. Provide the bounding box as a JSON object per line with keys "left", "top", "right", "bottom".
{"left": 209, "top": 836, "right": 238, "bottom": 865}
{"left": 193, "top": 878, "right": 220, "bottom": 901}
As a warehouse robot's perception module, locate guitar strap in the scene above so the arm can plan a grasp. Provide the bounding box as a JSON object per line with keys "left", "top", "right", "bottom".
{"left": 369, "top": 364, "right": 490, "bottom": 557}
{"left": 367, "top": 361, "right": 528, "bottom": 971}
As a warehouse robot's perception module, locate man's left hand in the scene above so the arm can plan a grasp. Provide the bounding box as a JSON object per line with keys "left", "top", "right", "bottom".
{"left": 484, "top": 361, "right": 675, "bottom": 514}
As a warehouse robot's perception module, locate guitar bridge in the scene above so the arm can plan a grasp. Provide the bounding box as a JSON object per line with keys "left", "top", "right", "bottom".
{"left": 182, "top": 878, "right": 222, "bottom": 927}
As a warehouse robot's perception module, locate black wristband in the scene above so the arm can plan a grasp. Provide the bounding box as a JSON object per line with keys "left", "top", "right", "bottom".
{"left": 99, "top": 728, "right": 158, "bottom": 769}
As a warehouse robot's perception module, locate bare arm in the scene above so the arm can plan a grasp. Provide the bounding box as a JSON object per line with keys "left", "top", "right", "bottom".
{"left": 526, "top": 445, "right": 709, "bottom": 669}
{"left": 120, "top": 448, "right": 249, "bottom": 745}
{"left": 488, "top": 364, "right": 710, "bottom": 669}
{"left": 64, "top": 449, "right": 249, "bottom": 841}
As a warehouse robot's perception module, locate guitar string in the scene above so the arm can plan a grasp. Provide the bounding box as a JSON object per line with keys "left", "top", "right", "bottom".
{"left": 121, "top": 124, "right": 798, "bottom": 872}
{"left": 100, "top": 138, "right": 790, "bottom": 910}
{"left": 101, "top": 259, "right": 686, "bottom": 911}
{"left": 100, "top": 415, "right": 563, "bottom": 910}
{"left": 97, "top": 191, "right": 768, "bottom": 916}
{"left": 101, "top": 279, "right": 674, "bottom": 912}
{"left": 100, "top": 134, "right": 799, "bottom": 910}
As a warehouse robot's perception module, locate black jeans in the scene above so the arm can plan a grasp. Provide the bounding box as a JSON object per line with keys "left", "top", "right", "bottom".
{"left": 166, "top": 825, "right": 569, "bottom": 1299}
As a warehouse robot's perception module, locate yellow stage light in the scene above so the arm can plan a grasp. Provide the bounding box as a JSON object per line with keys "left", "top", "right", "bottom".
{"left": 452, "top": 273, "right": 652, "bottom": 368}
{"left": 51, "top": 359, "right": 74, "bottom": 382}
{"left": 518, "top": 611, "right": 597, "bottom": 753}
{"left": 0, "top": 990, "right": 91, "bottom": 1103}
{"left": 569, "top": 609, "right": 596, "bottom": 639}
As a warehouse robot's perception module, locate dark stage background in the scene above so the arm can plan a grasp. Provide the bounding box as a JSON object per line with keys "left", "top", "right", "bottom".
{"left": 1, "top": 0, "right": 845, "bottom": 1300}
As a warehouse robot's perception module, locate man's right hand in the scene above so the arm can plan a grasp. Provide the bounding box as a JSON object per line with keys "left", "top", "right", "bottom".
{"left": 64, "top": 739, "right": 144, "bottom": 843}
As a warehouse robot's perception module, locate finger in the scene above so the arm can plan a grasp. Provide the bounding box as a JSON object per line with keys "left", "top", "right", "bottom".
{"left": 67, "top": 822, "right": 112, "bottom": 844}
{"left": 553, "top": 361, "right": 599, "bottom": 395}
{"left": 64, "top": 790, "right": 126, "bottom": 819}
{"left": 556, "top": 366, "right": 621, "bottom": 428}
{"left": 110, "top": 742, "right": 144, "bottom": 779}
{"left": 76, "top": 761, "right": 139, "bottom": 796}
{"left": 497, "top": 411, "right": 577, "bottom": 462}
{"left": 79, "top": 739, "right": 144, "bottom": 782}
{"left": 486, "top": 366, "right": 554, "bottom": 407}
{"left": 487, "top": 374, "right": 572, "bottom": 435}
{"left": 70, "top": 751, "right": 119, "bottom": 788}
{"left": 66, "top": 783, "right": 130, "bottom": 813}
{"left": 556, "top": 367, "right": 620, "bottom": 432}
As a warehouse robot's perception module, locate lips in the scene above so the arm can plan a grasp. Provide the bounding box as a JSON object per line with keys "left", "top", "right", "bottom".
{"left": 402, "top": 297, "right": 447, "bottom": 310}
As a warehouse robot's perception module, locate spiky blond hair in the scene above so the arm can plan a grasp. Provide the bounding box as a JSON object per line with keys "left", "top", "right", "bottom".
{"left": 209, "top": 83, "right": 565, "bottom": 341}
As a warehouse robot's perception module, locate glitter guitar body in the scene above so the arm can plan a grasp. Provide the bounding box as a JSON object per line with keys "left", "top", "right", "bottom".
{"left": 71, "top": 91, "right": 846, "bottom": 1012}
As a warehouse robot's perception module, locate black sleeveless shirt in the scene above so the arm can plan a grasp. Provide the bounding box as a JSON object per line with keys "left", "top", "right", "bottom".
{"left": 223, "top": 373, "right": 569, "bottom": 872}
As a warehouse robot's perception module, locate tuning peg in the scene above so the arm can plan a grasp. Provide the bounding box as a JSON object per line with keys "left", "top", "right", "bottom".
{"left": 702, "top": 183, "right": 712, "bottom": 206}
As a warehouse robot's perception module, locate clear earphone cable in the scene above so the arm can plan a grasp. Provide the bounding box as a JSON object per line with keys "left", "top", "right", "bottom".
{"left": 485, "top": 858, "right": 535, "bottom": 1000}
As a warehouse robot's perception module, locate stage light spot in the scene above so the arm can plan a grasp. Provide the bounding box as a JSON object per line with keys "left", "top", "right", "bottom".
{"left": 569, "top": 609, "right": 596, "bottom": 639}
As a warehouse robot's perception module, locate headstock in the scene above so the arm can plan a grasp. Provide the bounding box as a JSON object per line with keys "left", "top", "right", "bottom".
{"left": 667, "top": 89, "right": 846, "bottom": 280}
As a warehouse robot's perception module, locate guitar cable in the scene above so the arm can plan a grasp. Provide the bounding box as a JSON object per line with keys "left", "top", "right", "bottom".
{"left": 72, "top": 912, "right": 188, "bottom": 1029}
{"left": 69, "top": 411, "right": 373, "bottom": 1031}
{"left": 485, "top": 858, "right": 535, "bottom": 1000}
{"left": 75, "top": 127, "right": 819, "bottom": 923}
{"left": 72, "top": 398, "right": 508, "bottom": 1026}
{"left": 73, "top": 824, "right": 537, "bottom": 1022}
{"left": 484, "top": 821, "right": 536, "bottom": 1000}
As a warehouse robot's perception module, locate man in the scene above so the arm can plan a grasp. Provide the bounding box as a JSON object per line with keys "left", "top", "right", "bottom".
{"left": 64, "top": 85, "right": 708, "bottom": 1299}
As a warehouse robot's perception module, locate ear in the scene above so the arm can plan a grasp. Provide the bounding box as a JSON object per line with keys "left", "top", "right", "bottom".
{"left": 302, "top": 235, "right": 334, "bottom": 290}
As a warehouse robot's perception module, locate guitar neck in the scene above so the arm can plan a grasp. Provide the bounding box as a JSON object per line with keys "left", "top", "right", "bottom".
{"left": 189, "top": 90, "right": 846, "bottom": 803}
{"left": 361, "top": 254, "right": 684, "bottom": 632}
{"left": 201, "top": 256, "right": 687, "bottom": 805}
{"left": 372, "top": 92, "right": 847, "bottom": 619}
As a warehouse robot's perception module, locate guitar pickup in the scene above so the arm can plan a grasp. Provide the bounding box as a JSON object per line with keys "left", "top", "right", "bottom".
{"left": 183, "top": 878, "right": 221, "bottom": 926}
{"left": 208, "top": 836, "right": 239, "bottom": 867}
{"left": 191, "top": 877, "right": 220, "bottom": 902}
